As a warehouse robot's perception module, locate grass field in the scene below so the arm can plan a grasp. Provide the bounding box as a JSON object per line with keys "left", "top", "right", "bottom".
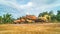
{"left": 0, "top": 23, "right": 60, "bottom": 34}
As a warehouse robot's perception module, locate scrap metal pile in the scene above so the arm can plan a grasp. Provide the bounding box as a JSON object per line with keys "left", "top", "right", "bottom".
{"left": 14, "top": 15, "right": 49, "bottom": 24}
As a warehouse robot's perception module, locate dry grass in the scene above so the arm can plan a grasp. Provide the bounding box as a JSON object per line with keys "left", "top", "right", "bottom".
{"left": 0, "top": 23, "right": 60, "bottom": 34}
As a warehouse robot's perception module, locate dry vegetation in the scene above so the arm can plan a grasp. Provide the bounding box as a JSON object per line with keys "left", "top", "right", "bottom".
{"left": 0, "top": 23, "right": 60, "bottom": 34}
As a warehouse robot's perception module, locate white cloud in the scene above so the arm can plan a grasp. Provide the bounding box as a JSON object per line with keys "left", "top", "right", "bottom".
{"left": 20, "top": 2, "right": 33, "bottom": 9}
{"left": 0, "top": 0, "right": 60, "bottom": 18}
{"left": 0, "top": 0, "right": 33, "bottom": 10}
{"left": 30, "top": 0, "right": 60, "bottom": 11}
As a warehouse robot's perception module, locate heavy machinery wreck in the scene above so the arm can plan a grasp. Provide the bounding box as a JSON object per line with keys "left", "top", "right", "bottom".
{"left": 14, "top": 15, "right": 49, "bottom": 24}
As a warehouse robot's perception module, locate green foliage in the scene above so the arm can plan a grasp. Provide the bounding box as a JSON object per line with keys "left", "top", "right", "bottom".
{"left": 49, "top": 10, "right": 54, "bottom": 15}
{"left": 56, "top": 11, "right": 60, "bottom": 21}
{"left": 56, "top": 14, "right": 60, "bottom": 21}
{"left": 38, "top": 11, "right": 48, "bottom": 17}
{"left": 49, "top": 11, "right": 57, "bottom": 22}
{"left": 57, "top": 10, "right": 60, "bottom": 15}
{"left": 38, "top": 10, "right": 59, "bottom": 22}
{"left": 0, "top": 16, "right": 3, "bottom": 24}
{"left": 51, "top": 15, "right": 57, "bottom": 22}
{"left": 0, "top": 13, "right": 14, "bottom": 24}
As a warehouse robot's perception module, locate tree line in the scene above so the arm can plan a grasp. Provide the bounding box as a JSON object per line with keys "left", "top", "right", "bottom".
{"left": 38, "top": 10, "right": 60, "bottom": 22}
{"left": 0, "top": 10, "right": 60, "bottom": 24}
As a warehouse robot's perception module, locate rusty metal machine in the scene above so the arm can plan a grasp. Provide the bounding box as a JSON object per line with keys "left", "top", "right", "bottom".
{"left": 14, "top": 15, "right": 49, "bottom": 24}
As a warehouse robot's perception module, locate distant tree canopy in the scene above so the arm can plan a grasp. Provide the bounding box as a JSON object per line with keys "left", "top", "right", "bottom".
{"left": 0, "top": 13, "right": 14, "bottom": 24}
{"left": 38, "top": 11, "right": 54, "bottom": 17}
{"left": 38, "top": 10, "right": 60, "bottom": 22}
{"left": 38, "top": 11, "right": 48, "bottom": 17}
{"left": 56, "top": 10, "right": 60, "bottom": 21}
{"left": 57, "top": 10, "right": 60, "bottom": 15}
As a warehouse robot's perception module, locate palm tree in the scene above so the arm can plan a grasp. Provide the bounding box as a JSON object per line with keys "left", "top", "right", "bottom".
{"left": 3, "top": 13, "right": 14, "bottom": 24}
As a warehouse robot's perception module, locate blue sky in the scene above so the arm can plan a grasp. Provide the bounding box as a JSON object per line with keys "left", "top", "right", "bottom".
{"left": 0, "top": 0, "right": 60, "bottom": 18}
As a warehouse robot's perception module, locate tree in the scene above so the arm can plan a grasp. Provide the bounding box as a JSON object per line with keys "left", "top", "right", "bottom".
{"left": 2, "top": 13, "right": 14, "bottom": 24}
{"left": 51, "top": 15, "right": 57, "bottom": 22}
{"left": 56, "top": 14, "right": 60, "bottom": 21}
{"left": 38, "top": 10, "right": 57, "bottom": 22}
{"left": 38, "top": 11, "right": 48, "bottom": 17}
{"left": 48, "top": 11, "right": 56, "bottom": 22}
{"left": 0, "top": 16, "right": 2, "bottom": 24}
{"left": 56, "top": 10, "right": 60, "bottom": 21}
{"left": 57, "top": 10, "right": 60, "bottom": 15}
{"left": 48, "top": 10, "right": 54, "bottom": 16}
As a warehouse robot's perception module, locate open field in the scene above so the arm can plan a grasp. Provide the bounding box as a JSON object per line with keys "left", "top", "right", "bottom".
{"left": 0, "top": 23, "right": 60, "bottom": 34}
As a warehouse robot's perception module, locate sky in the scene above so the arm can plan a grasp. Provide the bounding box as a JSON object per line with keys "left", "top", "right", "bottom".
{"left": 0, "top": 0, "right": 60, "bottom": 18}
